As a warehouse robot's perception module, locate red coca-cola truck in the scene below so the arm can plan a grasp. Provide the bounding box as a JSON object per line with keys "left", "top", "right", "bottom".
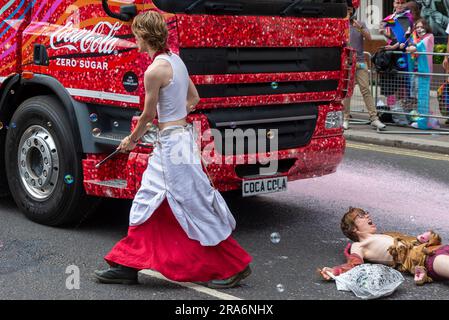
{"left": 0, "top": 0, "right": 357, "bottom": 226}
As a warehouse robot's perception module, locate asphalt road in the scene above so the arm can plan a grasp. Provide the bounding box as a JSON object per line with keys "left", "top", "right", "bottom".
{"left": 1, "top": 142, "right": 449, "bottom": 301}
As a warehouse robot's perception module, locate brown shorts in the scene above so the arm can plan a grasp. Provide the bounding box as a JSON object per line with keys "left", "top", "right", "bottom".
{"left": 425, "top": 245, "right": 449, "bottom": 281}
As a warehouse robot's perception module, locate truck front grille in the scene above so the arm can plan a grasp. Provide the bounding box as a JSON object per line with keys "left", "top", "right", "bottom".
{"left": 204, "top": 103, "right": 318, "bottom": 155}
{"left": 180, "top": 47, "right": 342, "bottom": 75}
{"left": 196, "top": 80, "right": 338, "bottom": 98}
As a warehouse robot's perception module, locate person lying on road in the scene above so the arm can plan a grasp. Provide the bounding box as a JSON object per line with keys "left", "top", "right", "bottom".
{"left": 318, "top": 207, "right": 449, "bottom": 285}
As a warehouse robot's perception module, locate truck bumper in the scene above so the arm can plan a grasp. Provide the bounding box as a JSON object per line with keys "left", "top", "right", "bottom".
{"left": 207, "top": 134, "right": 346, "bottom": 192}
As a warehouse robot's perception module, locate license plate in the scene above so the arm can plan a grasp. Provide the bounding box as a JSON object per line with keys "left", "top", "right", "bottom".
{"left": 242, "top": 176, "right": 287, "bottom": 197}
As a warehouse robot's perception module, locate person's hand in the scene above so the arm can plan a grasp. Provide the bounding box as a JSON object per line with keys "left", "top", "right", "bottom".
{"left": 405, "top": 26, "right": 411, "bottom": 36}
{"left": 117, "top": 136, "right": 137, "bottom": 153}
{"left": 443, "top": 56, "right": 449, "bottom": 72}
{"left": 406, "top": 45, "right": 416, "bottom": 53}
{"left": 399, "top": 43, "right": 406, "bottom": 50}
{"left": 187, "top": 104, "right": 196, "bottom": 113}
{"left": 317, "top": 267, "right": 335, "bottom": 281}
{"left": 353, "top": 20, "right": 363, "bottom": 30}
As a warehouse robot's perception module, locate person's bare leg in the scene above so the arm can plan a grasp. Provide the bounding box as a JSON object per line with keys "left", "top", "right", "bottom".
{"left": 432, "top": 255, "right": 449, "bottom": 280}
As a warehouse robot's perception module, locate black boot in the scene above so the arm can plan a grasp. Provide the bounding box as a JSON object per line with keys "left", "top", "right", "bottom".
{"left": 206, "top": 266, "right": 252, "bottom": 289}
{"left": 94, "top": 265, "right": 138, "bottom": 285}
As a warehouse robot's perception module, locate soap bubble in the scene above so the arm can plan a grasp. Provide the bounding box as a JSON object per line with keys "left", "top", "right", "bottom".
{"left": 64, "top": 174, "right": 74, "bottom": 185}
{"left": 89, "top": 113, "right": 98, "bottom": 122}
{"left": 113, "top": 121, "right": 119, "bottom": 128}
{"left": 271, "top": 82, "right": 279, "bottom": 90}
{"left": 270, "top": 232, "right": 281, "bottom": 244}
{"left": 92, "top": 128, "right": 101, "bottom": 137}
{"left": 276, "top": 284, "right": 285, "bottom": 292}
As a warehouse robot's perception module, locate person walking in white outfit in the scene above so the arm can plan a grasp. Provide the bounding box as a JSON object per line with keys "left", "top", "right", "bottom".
{"left": 94, "top": 11, "right": 252, "bottom": 288}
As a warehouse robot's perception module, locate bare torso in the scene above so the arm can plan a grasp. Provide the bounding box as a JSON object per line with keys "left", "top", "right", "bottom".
{"left": 354, "top": 234, "right": 403, "bottom": 266}
{"left": 158, "top": 118, "right": 187, "bottom": 130}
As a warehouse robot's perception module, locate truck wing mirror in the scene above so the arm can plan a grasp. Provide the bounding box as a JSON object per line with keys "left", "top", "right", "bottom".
{"left": 102, "top": 0, "right": 137, "bottom": 22}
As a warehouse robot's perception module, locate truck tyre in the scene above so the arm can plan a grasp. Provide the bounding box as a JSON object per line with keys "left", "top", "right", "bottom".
{"left": 5, "top": 95, "right": 97, "bottom": 226}
{"left": 0, "top": 131, "right": 10, "bottom": 198}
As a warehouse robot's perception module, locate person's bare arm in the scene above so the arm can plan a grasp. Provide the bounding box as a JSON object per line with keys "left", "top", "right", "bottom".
{"left": 444, "top": 37, "right": 449, "bottom": 71}
{"left": 118, "top": 67, "right": 164, "bottom": 151}
{"left": 354, "top": 21, "right": 372, "bottom": 41}
{"left": 349, "top": 242, "right": 364, "bottom": 258}
{"left": 384, "top": 42, "right": 400, "bottom": 51}
{"left": 186, "top": 78, "right": 200, "bottom": 113}
{"left": 319, "top": 243, "right": 365, "bottom": 280}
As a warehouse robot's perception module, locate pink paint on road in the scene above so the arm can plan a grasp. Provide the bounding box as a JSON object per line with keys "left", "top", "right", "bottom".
{"left": 280, "top": 161, "right": 449, "bottom": 232}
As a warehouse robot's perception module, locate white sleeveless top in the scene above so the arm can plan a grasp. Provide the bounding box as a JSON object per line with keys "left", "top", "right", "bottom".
{"left": 154, "top": 53, "right": 189, "bottom": 123}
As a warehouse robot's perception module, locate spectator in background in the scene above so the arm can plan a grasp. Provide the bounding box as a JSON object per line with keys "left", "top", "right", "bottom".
{"left": 419, "top": 0, "right": 449, "bottom": 37}
{"left": 380, "top": 0, "right": 414, "bottom": 46}
{"left": 343, "top": 6, "right": 386, "bottom": 130}
{"left": 405, "top": 1, "right": 422, "bottom": 22}
{"left": 379, "top": 0, "right": 415, "bottom": 125}
{"left": 442, "top": 12, "right": 449, "bottom": 125}
{"left": 442, "top": 10, "right": 449, "bottom": 73}
{"left": 407, "top": 19, "right": 439, "bottom": 129}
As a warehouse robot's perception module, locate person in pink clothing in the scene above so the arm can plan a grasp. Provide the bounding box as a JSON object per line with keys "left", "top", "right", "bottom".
{"left": 406, "top": 19, "right": 438, "bottom": 129}
{"left": 379, "top": 0, "right": 415, "bottom": 119}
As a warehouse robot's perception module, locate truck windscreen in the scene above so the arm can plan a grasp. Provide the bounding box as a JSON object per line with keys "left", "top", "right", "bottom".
{"left": 152, "top": 0, "right": 348, "bottom": 18}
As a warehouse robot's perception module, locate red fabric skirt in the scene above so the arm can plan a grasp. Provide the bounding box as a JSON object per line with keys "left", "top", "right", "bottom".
{"left": 105, "top": 199, "right": 252, "bottom": 282}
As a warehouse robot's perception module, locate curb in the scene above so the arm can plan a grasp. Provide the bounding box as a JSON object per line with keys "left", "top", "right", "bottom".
{"left": 344, "top": 131, "right": 449, "bottom": 155}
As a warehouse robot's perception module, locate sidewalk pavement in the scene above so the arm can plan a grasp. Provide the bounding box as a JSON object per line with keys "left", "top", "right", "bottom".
{"left": 344, "top": 113, "right": 449, "bottom": 155}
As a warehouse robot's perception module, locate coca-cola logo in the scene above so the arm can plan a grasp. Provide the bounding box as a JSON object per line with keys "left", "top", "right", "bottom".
{"left": 50, "top": 21, "right": 123, "bottom": 54}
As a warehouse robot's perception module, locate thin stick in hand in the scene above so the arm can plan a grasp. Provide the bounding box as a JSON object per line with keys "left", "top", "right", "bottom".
{"left": 95, "top": 144, "right": 153, "bottom": 168}
{"left": 95, "top": 149, "right": 121, "bottom": 168}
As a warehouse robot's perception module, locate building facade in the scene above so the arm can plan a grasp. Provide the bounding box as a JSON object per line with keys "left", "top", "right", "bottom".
{"left": 358, "top": 0, "right": 449, "bottom": 54}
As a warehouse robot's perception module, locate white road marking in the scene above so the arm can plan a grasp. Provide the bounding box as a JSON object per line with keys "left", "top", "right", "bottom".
{"left": 138, "top": 269, "right": 243, "bottom": 300}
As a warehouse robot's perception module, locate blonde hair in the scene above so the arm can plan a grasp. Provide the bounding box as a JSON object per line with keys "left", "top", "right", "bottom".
{"left": 132, "top": 11, "right": 168, "bottom": 52}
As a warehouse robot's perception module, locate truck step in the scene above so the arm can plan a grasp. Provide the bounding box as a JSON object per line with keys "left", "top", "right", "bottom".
{"left": 85, "top": 179, "right": 127, "bottom": 189}
{"left": 83, "top": 179, "right": 135, "bottom": 199}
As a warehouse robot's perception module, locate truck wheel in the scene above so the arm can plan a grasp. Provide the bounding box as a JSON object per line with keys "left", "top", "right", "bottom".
{"left": 0, "top": 131, "right": 10, "bottom": 198}
{"left": 5, "top": 95, "right": 97, "bottom": 226}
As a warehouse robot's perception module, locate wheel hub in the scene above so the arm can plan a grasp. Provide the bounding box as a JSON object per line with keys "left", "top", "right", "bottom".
{"left": 18, "top": 125, "right": 60, "bottom": 201}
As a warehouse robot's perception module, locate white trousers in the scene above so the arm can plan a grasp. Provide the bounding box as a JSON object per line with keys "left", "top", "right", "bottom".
{"left": 129, "top": 125, "right": 236, "bottom": 246}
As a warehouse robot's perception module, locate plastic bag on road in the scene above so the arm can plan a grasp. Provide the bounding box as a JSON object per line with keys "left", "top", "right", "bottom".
{"left": 327, "top": 264, "right": 404, "bottom": 300}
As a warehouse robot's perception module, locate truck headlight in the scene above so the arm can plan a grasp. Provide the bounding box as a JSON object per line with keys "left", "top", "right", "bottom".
{"left": 325, "top": 111, "right": 343, "bottom": 129}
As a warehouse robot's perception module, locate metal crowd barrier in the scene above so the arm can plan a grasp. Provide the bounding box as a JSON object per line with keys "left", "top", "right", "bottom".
{"left": 349, "top": 50, "right": 449, "bottom": 135}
